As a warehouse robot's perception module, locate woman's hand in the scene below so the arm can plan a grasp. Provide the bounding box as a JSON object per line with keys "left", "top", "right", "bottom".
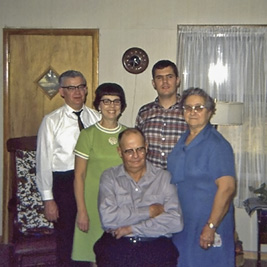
{"left": 199, "top": 224, "right": 215, "bottom": 249}
{"left": 200, "top": 176, "right": 235, "bottom": 249}
{"left": 74, "top": 156, "right": 89, "bottom": 232}
{"left": 76, "top": 210, "right": 90, "bottom": 233}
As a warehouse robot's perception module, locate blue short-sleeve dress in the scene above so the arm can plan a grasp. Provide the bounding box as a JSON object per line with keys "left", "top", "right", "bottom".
{"left": 167, "top": 123, "right": 236, "bottom": 267}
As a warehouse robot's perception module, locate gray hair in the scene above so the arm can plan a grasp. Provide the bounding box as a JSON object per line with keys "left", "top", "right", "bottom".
{"left": 59, "top": 70, "right": 87, "bottom": 86}
{"left": 180, "top": 87, "right": 216, "bottom": 114}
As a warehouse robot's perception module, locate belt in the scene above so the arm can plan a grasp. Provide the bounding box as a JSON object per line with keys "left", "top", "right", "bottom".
{"left": 122, "top": 236, "right": 167, "bottom": 244}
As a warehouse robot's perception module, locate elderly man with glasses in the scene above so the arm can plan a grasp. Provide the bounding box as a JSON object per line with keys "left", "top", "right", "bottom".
{"left": 94, "top": 128, "right": 183, "bottom": 267}
{"left": 36, "top": 70, "right": 100, "bottom": 266}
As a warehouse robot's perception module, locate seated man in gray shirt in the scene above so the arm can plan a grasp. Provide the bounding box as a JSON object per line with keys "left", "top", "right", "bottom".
{"left": 94, "top": 128, "right": 183, "bottom": 267}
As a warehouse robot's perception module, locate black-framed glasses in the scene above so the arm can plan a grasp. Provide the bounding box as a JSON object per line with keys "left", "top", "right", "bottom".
{"left": 183, "top": 105, "right": 206, "bottom": 113}
{"left": 61, "top": 84, "right": 86, "bottom": 92}
{"left": 123, "top": 146, "right": 146, "bottom": 157}
{"left": 100, "top": 99, "right": 121, "bottom": 106}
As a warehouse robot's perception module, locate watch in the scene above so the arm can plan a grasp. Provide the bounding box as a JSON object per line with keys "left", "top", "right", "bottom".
{"left": 207, "top": 222, "right": 217, "bottom": 229}
{"left": 122, "top": 47, "right": 149, "bottom": 74}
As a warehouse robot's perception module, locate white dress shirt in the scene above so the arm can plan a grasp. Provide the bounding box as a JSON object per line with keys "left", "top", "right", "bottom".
{"left": 36, "top": 104, "right": 100, "bottom": 200}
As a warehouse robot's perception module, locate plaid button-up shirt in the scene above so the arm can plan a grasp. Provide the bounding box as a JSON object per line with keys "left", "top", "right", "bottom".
{"left": 135, "top": 96, "right": 187, "bottom": 169}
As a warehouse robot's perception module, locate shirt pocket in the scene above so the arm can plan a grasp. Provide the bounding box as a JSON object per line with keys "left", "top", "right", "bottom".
{"left": 116, "top": 193, "right": 132, "bottom": 207}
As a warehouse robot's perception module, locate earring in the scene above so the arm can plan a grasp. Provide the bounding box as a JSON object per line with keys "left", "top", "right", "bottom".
{"left": 99, "top": 110, "right": 102, "bottom": 114}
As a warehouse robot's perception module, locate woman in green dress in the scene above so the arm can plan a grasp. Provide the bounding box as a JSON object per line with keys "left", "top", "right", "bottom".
{"left": 72, "top": 83, "right": 127, "bottom": 266}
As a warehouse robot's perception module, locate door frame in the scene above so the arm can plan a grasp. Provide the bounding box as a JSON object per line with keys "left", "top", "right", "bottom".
{"left": 2, "top": 28, "right": 99, "bottom": 243}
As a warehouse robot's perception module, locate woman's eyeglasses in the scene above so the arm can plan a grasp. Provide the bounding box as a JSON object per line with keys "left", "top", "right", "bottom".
{"left": 100, "top": 99, "right": 121, "bottom": 106}
{"left": 183, "top": 105, "right": 206, "bottom": 113}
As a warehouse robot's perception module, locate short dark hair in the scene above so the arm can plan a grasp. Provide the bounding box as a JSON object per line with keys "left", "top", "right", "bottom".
{"left": 118, "top": 128, "right": 146, "bottom": 146}
{"left": 180, "top": 87, "right": 216, "bottom": 114}
{"left": 93, "top": 83, "right": 127, "bottom": 113}
{"left": 152, "top": 60, "right": 179, "bottom": 78}
{"left": 59, "top": 70, "right": 87, "bottom": 86}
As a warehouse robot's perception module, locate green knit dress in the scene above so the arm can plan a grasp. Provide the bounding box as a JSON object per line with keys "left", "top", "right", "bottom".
{"left": 72, "top": 122, "right": 127, "bottom": 262}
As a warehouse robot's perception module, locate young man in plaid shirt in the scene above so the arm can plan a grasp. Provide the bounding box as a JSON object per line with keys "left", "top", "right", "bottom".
{"left": 135, "top": 60, "right": 187, "bottom": 169}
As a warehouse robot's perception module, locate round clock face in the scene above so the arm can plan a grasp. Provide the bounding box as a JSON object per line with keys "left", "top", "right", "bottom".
{"left": 122, "top": 47, "right": 149, "bottom": 74}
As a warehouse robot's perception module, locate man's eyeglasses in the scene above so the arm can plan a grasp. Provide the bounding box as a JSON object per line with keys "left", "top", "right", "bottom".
{"left": 183, "top": 105, "right": 206, "bottom": 113}
{"left": 100, "top": 99, "right": 121, "bottom": 106}
{"left": 123, "top": 147, "right": 146, "bottom": 157}
{"left": 61, "top": 84, "right": 86, "bottom": 92}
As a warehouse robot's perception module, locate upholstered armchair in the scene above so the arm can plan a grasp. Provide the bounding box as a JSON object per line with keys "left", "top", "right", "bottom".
{"left": 7, "top": 136, "right": 57, "bottom": 266}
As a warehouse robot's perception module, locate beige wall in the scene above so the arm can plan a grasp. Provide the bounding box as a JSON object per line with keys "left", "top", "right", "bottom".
{"left": 1, "top": 0, "right": 266, "bottom": 253}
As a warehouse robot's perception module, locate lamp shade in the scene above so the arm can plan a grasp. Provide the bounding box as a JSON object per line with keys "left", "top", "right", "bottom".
{"left": 210, "top": 102, "right": 243, "bottom": 125}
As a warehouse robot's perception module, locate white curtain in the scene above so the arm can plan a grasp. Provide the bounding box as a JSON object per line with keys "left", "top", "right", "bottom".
{"left": 177, "top": 25, "right": 267, "bottom": 207}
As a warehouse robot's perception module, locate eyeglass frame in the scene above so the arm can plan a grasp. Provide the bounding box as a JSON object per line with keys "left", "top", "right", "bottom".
{"left": 100, "top": 98, "right": 121, "bottom": 106}
{"left": 182, "top": 105, "right": 206, "bottom": 113}
{"left": 61, "top": 84, "right": 87, "bottom": 92}
{"left": 123, "top": 146, "right": 146, "bottom": 157}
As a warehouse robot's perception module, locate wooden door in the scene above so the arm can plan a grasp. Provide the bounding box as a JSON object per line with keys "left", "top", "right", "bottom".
{"left": 2, "top": 28, "right": 99, "bottom": 242}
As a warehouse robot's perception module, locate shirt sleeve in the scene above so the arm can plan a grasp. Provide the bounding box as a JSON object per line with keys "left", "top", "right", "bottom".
{"left": 36, "top": 116, "right": 54, "bottom": 201}
{"left": 209, "top": 139, "right": 236, "bottom": 180}
{"left": 74, "top": 128, "right": 93, "bottom": 160}
{"left": 135, "top": 108, "right": 144, "bottom": 130}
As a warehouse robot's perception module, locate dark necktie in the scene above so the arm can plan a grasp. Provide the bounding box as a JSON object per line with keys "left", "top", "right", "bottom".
{"left": 73, "top": 110, "right": 84, "bottom": 131}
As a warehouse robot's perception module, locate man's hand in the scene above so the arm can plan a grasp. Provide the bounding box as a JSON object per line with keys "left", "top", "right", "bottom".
{"left": 76, "top": 210, "right": 90, "bottom": 233}
{"left": 149, "top": 203, "right": 164, "bottom": 218}
{"left": 44, "top": 200, "right": 59, "bottom": 222}
{"left": 113, "top": 226, "right": 132, "bottom": 239}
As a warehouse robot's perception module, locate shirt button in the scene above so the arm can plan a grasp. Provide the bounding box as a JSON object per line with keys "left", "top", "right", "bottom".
{"left": 161, "top": 152, "right": 165, "bottom": 156}
{"left": 135, "top": 188, "right": 139, "bottom": 192}
{"left": 162, "top": 137, "right": 165, "bottom": 141}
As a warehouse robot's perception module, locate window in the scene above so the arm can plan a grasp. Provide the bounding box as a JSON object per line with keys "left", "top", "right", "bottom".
{"left": 177, "top": 25, "right": 267, "bottom": 207}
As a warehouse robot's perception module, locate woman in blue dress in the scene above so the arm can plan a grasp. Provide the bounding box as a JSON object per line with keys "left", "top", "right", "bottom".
{"left": 167, "top": 88, "right": 236, "bottom": 267}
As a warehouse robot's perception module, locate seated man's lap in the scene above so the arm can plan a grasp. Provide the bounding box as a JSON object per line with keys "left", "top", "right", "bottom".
{"left": 94, "top": 232, "right": 178, "bottom": 267}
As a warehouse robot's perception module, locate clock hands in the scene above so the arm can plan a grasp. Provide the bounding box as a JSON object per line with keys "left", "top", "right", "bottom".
{"left": 129, "top": 56, "right": 141, "bottom": 67}
{"left": 122, "top": 47, "right": 149, "bottom": 74}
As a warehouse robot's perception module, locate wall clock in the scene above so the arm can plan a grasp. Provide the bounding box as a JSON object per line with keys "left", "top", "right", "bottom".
{"left": 122, "top": 47, "right": 149, "bottom": 74}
